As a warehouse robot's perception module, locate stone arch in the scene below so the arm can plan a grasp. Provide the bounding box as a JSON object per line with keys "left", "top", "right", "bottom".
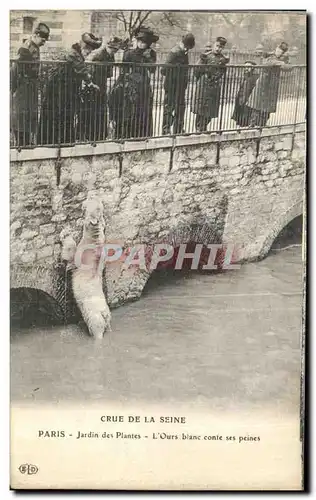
{"left": 10, "top": 264, "right": 71, "bottom": 322}
{"left": 10, "top": 265, "right": 56, "bottom": 298}
{"left": 106, "top": 197, "right": 230, "bottom": 307}
{"left": 142, "top": 210, "right": 230, "bottom": 298}
{"left": 259, "top": 200, "right": 303, "bottom": 258}
{"left": 10, "top": 286, "right": 64, "bottom": 327}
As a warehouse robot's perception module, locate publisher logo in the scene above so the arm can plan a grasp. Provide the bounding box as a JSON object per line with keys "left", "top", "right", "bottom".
{"left": 18, "top": 464, "right": 38, "bottom": 475}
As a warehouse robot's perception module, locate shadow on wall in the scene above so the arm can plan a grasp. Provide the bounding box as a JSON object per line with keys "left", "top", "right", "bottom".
{"left": 270, "top": 215, "right": 303, "bottom": 252}
{"left": 10, "top": 287, "right": 64, "bottom": 329}
{"left": 143, "top": 195, "right": 230, "bottom": 294}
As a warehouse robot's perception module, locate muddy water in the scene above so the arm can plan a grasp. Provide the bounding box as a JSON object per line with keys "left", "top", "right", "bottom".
{"left": 11, "top": 240, "right": 304, "bottom": 414}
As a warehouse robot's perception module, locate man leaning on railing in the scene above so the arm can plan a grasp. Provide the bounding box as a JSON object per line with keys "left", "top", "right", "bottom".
{"left": 38, "top": 33, "right": 101, "bottom": 146}
{"left": 10, "top": 22, "right": 50, "bottom": 147}
{"left": 245, "top": 42, "right": 292, "bottom": 127}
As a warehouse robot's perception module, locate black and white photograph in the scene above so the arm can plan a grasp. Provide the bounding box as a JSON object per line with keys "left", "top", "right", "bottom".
{"left": 9, "top": 9, "right": 306, "bottom": 490}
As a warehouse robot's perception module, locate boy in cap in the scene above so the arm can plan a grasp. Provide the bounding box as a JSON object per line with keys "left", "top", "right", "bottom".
{"left": 161, "top": 33, "right": 195, "bottom": 135}
{"left": 191, "top": 37, "right": 229, "bottom": 132}
{"left": 80, "top": 36, "right": 123, "bottom": 141}
{"left": 10, "top": 22, "right": 50, "bottom": 146}
{"left": 232, "top": 61, "right": 259, "bottom": 127}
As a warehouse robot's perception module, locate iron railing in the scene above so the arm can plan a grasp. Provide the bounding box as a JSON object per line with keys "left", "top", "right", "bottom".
{"left": 10, "top": 47, "right": 306, "bottom": 65}
{"left": 10, "top": 60, "right": 306, "bottom": 148}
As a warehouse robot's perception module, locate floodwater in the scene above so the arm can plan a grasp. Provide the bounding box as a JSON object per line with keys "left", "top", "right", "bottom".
{"left": 11, "top": 227, "right": 304, "bottom": 413}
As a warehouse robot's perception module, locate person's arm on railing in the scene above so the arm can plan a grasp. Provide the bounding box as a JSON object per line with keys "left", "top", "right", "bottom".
{"left": 10, "top": 62, "right": 19, "bottom": 94}
{"left": 161, "top": 50, "right": 180, "bottom": 76}
{"left": 279, "top": 55, "right": 293, "bottom": 72}
{"left": 262, "top": 54, "right": 292, "bottom": 71}
{"left": 10, "top": 47, "right": 34, "bottom": 93}
{"left": 67, "top": 50, "right": 100, "bottom": 91}
{"left": 143, "top": 48, "right": 156, "bottom": 74}
{"left": 194, "top": 53, "right": 207, "bottom": 80}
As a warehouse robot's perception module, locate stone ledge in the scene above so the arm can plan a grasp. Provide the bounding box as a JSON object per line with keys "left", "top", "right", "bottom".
{"left": 10, "top": 123, "right": 306, "bottom": 163}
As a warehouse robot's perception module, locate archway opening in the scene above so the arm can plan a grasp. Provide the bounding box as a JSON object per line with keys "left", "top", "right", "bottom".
{"left": 270, "top": 215, "right": 303, "bottom": 252}
{"left": 10, "top": 287, "right": 64, "bottom": 329}
{"left": 143, "top": 238, "right": 238, "bottom": 296}
{"left": 144, "top": 242, "right": 225, "bottom": 294}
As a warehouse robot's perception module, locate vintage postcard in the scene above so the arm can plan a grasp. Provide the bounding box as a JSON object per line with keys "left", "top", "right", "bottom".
{"left": 10, "top": 9, "right": 306, "bottom": 490}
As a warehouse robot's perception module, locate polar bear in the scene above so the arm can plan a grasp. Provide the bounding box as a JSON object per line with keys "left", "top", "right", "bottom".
{"left": 61, "top": 197, "right": 111, "bottom": 339}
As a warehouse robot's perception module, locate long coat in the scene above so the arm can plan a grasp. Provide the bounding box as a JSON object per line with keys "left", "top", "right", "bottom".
{"left": 232, "top": 71, "right": 259, "bottom": 126}
{"left": 108, "top": 47, "right": 156, "bottom": 138}
{"left": 246, "top": 53, "right": 290, "bottom": 113}
{"left": 191, "top": 51, "right": 229, "bottom": 119}
{"left": 79, "top": 47, "right": 115, "bottom": 141}
{"left": 161, "top": 44, "right": 189, "bottom": 96}
{"left": 10, "top": 38, "right": 40, "bottom": 141}
{"left": 39, "top": 43, "right": 93, "bottom": 145}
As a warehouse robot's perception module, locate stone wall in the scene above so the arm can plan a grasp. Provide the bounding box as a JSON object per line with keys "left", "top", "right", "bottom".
{"left": 10, "top": 124, "right": 305, "bottom": 308}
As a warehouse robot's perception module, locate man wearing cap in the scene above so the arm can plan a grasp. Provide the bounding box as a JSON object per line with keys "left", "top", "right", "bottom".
{"left": 79, "top": 36, "right": 123, "bottom": 141}
{"left": 39, "top": 33, "right": 101, "bottom": 145}
{"left": 161, "top": 33, "right": 195, "bottom": 135}
{"left": 109, "top": 26, "right": 158, "bottom": 138}
{"left": 191, "top": 37, "right": 229, "bottom": 132}
{"left": 245, "top": 42, "right": 292, "bottom": 127}
{"left": 10, "top": 22, "right": 50, "bottom": 147}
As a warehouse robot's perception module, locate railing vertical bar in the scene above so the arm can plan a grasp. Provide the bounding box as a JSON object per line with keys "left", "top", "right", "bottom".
{"left": 152, "top": 65, "right": 156, "bottom": 138}
{"left": 158, "top": 63, "right": 163, "bottom": 136}
{"left": 293, "top": 67, "right": 302, "bottom": 126}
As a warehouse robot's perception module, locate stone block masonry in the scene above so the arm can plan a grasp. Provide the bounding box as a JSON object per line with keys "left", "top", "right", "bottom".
{"left": 10, "top": 124, "right": 305, "bottom": 309}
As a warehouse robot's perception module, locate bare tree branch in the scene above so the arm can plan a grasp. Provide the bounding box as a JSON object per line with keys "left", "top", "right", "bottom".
{"left": 129, "top": 11, "right": 134, "bottom": 35}
{"left": 220, "top": 12, "right": 250, "bottom": 28}
{"left": 130, "top": 11, "right": 141, "bottom": 34}
{"left": 138, "top": 11, "right": 151, "bottom": 28}
{"left": 111, "top": 10, "right": 152, "bottom": 39}
{"left": 161, "top": 12, "right": 183, "bottom": 28}
{"left": 115, "top": 11, "right": 128, "bottom": 32}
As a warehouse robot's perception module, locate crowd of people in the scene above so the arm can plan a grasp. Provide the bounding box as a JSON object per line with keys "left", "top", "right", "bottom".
{"left": 10, "top": 22, "right": 293, "bottom": 147}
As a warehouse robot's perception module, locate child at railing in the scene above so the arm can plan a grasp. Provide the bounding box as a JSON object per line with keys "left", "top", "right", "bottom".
{"left": 108, "top": 27, "right": 158, "bottom": 139}
{"left": 79, "top": 36, "right": 123, "bottom": 142}
{"left": 231, "top": 61, "right": 259, "bottom": 127}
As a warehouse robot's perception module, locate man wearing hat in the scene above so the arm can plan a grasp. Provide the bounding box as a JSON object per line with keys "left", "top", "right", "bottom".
{"left": 10, "top": 22, "right": 50, "bottom": 147}
{"left": 109, "top": 26, "right": 158, "bottom": 138}
{"left": 79, "top": 36, "right": 123, "bottom": 141}
{"left": 39, "top": 33, "right": 101, "bottom": 145}
{"left": 161, "top": 33, "right": 195, "bottom": 135}
{"left": 245, "top": 42, "right": 292, "bottom": 127}
{"left": 191, "top": 37, "right": 229, "bottom": 132}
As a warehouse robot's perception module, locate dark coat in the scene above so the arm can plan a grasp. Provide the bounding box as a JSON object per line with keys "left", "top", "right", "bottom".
{"left": 161, "top": 44, "right": 189, "bottom": 95}
{"left": 39, "top": 43, "right": 92, "bottom": 144}
{"left": 86, "top": 47, "right": 115, "bottom": 90}
{"left": 109, "top": 47, "right": 156, "bottom": 138}
{"left": 10, "top": 38, "right": 40, "bottom": 135}
{"left": 79, "top": 48, "right": 116, "bottom": 141}
{"left": 191, "top": 51, "right": 229, "bottom": 118}
{"left": 232, "top": 71, "right": 259, "bottom": 126}
{"left": 246, "top": 53, "right": 290, "bottom": 113}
